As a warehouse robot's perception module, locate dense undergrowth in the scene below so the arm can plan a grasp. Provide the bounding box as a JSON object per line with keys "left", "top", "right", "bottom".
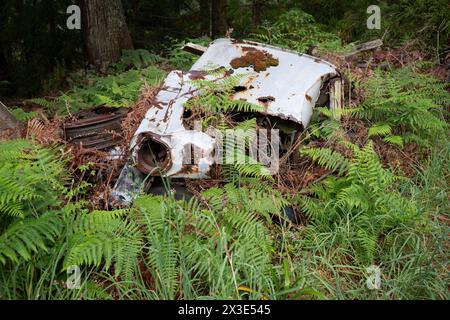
{"left": 0, "top": 11, "right": 449, "bottom": 300}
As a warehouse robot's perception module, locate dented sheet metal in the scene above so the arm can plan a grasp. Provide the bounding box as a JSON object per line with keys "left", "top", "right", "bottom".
{"left": 63, "top": 106, "right": 128, "bottom": 150}
{"left": 192, "top": 38, "right": 340, "bottom": 127}
{"left": 111, "top": 38, "right": 342, "bottom": 203}
{"left": 129, "top": 70, "right": 216, "bottom": 178}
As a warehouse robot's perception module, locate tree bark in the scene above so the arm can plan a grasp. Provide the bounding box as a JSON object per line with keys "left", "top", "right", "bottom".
{"left": 199, "top": 0, "right": 210, "bottom": 36}
{"left": 80, "top": 0, "right": 133, "bottom": 70}
{"left": 211, "top": 0, "right": 227, "bottom": 39}
{"left": 252, "top": 0, "right": 263, "bottom": 26}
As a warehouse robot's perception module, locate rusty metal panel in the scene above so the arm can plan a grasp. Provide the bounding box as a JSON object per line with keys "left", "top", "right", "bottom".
{"left": 111, "top": 38, "right": 343, "bottom": 203}
{"left": 63, "top": 106, "right": 128, "bottom": 150}
{"left": 129, "top": 39, "right": 341, "bottom": 178}
{"left": 191, "top": 38, "right": 340, "bottom": 127}
{"left": 129, "top": 70, "right": 216, "bottom": 178}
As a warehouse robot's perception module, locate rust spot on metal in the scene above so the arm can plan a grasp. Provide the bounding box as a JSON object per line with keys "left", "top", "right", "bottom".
{"left": 180, "top": 164, "right": 199, "bottom": 174}
{"left": 257, "top": 96, "right": 275, "bottom": 108}
{"left": 135, "top": 133, "right": 172, "bottom": 175}
{"left": 62, "top": 106, "right": 127, "bottom": 150}
{"left": 225, "top": 68, "right": 234, "bottom": 76}
{"left": 241, "top": 46, "right": 258, "bottom": 52}
{"left": 188, "top": 70, "right": 207, "bottom": 80}
{"left": 151, "top": 100, "right": 164, "bottom": 110}
{"left": 233, "top": 85, "right": 247, "bottom": 92}
{"left": 242, "top": 76, "right": 256, "bottom": 87}
{"left": 230, "top": 48, "right": 279, "bottom": 72}
{"left": 163, "top": 100, "right": 175, "bottom": 124}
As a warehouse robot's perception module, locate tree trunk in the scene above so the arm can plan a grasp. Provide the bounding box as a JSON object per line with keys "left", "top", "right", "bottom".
{"left": 211, "top": 0, "right": 227, "bottom": 39}
{"left": 80, "top": 0, "right": 133, "bottom": 70}
{"left": 252, "top": 0, "right": 262, "bottom": 26}
{"left": 199, "top": 0, "right": 210, "bottom": 36}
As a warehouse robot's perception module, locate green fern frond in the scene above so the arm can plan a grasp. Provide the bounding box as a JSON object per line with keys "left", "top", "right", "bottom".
{"left": 359, "top": 67, "right": 449, "bottom": 147}
{"left": 300, "top": 147, "right": 349, "bottom": 174}
{"left": 185, "top": 69, "right": 263, "bottom": 114}
{"left": 368, "top": 123, "right": 392, "bottom": 137}
{"left": 356, "top": 228, "right": 377, "bottom": 265}
{"left": 65, "top": 211, "right": 142, "bottom": 280}
{"left": 0, "top": 213, "right": 63, "bottom": 264}
{"left": 383, "top": 135, "right": 404, "bottom": 147}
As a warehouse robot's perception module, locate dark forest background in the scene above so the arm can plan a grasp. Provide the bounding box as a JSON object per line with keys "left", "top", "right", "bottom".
{"left": 1, "top": 0, "right": 448, "bottom": 97}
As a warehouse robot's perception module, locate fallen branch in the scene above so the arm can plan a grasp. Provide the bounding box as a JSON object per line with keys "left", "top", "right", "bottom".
{"left": 182, "top": 42, "right": 207, "bottom": 56}
{"left": 344, "top": 39, "right": 383, "bottom": 57}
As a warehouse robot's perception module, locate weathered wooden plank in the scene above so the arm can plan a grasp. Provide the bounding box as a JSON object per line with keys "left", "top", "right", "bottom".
{"left": 182, "top": 42, "right": 207, "bottom": 56}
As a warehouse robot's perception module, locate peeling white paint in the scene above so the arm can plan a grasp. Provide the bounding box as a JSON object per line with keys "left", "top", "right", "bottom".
{"left": 128, "top": 39, "right": 341, "bottom": 178}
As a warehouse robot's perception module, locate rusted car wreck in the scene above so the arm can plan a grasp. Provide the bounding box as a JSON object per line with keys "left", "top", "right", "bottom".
{"left": 111, "top": 38, "right": 343, "bottom": 204}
